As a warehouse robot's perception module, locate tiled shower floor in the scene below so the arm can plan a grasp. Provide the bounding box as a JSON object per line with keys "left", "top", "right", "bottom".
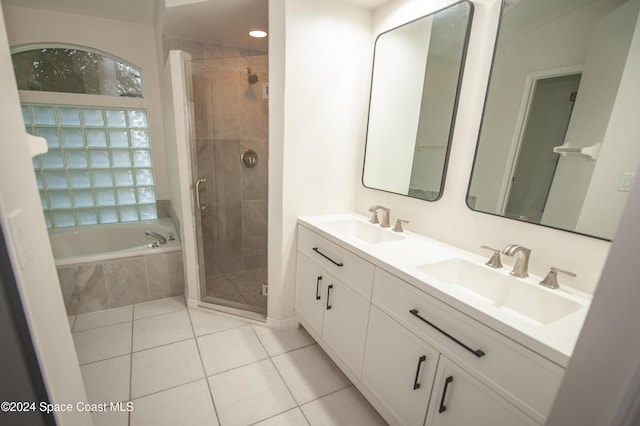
{"left": 68, "top": 296, "right": 387, "bottom": 426}
{"left": 205, "top": 267, "right": 268, "bottom": 314}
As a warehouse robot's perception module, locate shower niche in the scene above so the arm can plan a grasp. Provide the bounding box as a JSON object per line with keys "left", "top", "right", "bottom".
{"left": 166, "top": 37, "right": 269, "bottom": 315}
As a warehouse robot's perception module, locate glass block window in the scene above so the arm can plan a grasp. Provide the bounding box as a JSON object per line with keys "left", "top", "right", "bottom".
{"left": 23, "top": 104, "right": 157, "bottom": 228}
{"left": 12, "top": 48, "right": 143, "bottom": 98}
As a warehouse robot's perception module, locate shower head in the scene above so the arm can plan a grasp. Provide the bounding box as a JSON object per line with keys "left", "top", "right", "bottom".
{"left": 246, "top": 68, "right": 259, "bottom": 84}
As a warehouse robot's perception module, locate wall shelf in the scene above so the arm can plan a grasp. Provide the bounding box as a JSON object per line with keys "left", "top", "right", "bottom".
{"left": 553, "top": 142, "right": 601, "bottom": 160}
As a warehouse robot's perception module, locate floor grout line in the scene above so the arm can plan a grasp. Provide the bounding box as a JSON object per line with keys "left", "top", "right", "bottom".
{"left": 71, "top": 296, "right": 188, "bottom": 334}
{"left": 186, "top": 306, "right": 222, "bottom": 426}
{"left": 127, "top": 306, "right": 134, "bottom": 426}
{"left": 250, "top": 324, "right": 311, "bottom": 425}
{"left": 129, "top": 376, "right": 208, "bottom": 402}
{"left": 72, "top": 319, "right": 133, "bottom": 335}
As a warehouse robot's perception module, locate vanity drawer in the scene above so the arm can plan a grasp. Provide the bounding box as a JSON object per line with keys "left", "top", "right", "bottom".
{"left": 372, "top": 268, "right": 564, "bottom": 423}
{"left": 297, "top": 225, "right": 375, "bottom": 299}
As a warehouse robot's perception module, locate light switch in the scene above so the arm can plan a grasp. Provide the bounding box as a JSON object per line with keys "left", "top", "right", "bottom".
{"left": 618, "top": 172, "right": 636, "bottom": 192}
{"left": 7, "top": 209, "right": 33, "bottom": 269}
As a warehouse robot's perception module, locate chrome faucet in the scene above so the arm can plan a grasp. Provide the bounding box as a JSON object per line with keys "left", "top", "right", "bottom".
{"left": 501, "top": 244, "right": 531, "bottom": 278}
{"left": 145, "top": 231, "right": 167, "bottom": 244}
{"left": 368, "top": 205, "right": 391, "bottom": 228}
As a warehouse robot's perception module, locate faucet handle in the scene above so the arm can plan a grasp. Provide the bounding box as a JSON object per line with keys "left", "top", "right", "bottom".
{"left": 480, "top": 245, "right": 503, "bottom": 269}
{"left": 392, "top": 219, "right": 408, "bottom": 232}
{"left": 540, "top": 267, "right": 576, "bottom": 289}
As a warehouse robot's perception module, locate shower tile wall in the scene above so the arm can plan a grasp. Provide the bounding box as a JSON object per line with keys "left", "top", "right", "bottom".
{"left": 164, "top": 37, "right": 268, "bottom": 313}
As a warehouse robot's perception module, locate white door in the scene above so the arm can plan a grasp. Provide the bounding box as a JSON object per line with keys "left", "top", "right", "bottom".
{"left": 322, "top": 273, "right": 370, "bottom": 377}
{"left": 294, "top": 254, "right": 326, "bottom": 337}
{"left": 425, "top": 357, "right": 537, "bottom": 426}
{"left": 362, "top": 306, "right": 439, "bottom": 426}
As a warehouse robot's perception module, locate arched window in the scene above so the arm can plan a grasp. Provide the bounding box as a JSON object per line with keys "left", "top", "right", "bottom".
{"left": 13, "top": 46, "right": 156, "bottom": 228}
{"left": 12, "top": 47, "right": 143, "bottom": 97}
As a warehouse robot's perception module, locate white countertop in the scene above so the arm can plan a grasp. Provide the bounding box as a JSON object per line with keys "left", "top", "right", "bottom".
{"left": 298, "top": 213, "right": 592, "bottom": 368}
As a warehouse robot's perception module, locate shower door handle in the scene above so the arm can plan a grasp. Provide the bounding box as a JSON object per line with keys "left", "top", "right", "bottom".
{"left": 195, "top": 178, "right": 207, "bottom": 211}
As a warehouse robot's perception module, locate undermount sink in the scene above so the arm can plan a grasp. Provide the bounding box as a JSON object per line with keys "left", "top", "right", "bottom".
{"left": 416, "top": 259, "right": 582, "bottom": 325}
{"left": 322, "top": 219, "right": 405, "bottom": 244}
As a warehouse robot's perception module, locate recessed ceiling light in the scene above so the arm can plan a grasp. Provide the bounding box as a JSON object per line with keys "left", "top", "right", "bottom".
{"left": 249, "top": 30, "right": 268, "bottom": 38}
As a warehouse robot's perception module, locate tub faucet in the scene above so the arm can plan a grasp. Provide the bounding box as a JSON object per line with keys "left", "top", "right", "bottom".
{"left": 502, "top": 244, "right": 531, "bottom": 278}
{"left": 145, "top": 231, "right": 167, "bottom": 244}
{"left": 368, "top": 205, "right": 391, "bottom": 228}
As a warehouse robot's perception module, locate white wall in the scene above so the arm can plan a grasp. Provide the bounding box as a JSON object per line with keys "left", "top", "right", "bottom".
{"left": 543, "top": 0, "right": 639, "bottom": 234}
{"left": 1, "top": 5, "right": 170, "bottom": 200}
{"left": 0, "top": 7, "right": 90, "bottom": 425}
{"left": 575, "top": 0, "right": 640, "bottom": 237}
{"left": 546, "top": 55, "right": 640, "bottom": 422}
{"left": 162, "top": 51, "right": 202, "bottom": 303}
{"left": 267, "top": 0, "right": 372, "bottom": 323}
{"left": 354, "top": 0, "right": 611, "bottom": 294}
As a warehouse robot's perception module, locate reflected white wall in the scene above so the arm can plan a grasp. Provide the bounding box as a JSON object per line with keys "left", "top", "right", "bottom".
{"left": 364, "top": 17, "right": 431, "bottom": 193}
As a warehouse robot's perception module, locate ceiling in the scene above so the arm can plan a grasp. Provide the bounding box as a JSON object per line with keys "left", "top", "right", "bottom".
{"left": 1, "top": 0, "right": 159, "bottom": 25}
{"left": 163, "top": 0, "right": 269, "bottom": 51}
{"left": 1, "top": 0, "right": 392, "bottom": 51}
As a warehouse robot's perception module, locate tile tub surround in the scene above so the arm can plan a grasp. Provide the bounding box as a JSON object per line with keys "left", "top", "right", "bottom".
{"left": 70, "top": 296, "right": 386, "bottom": 426}
{"left": 58, "top": 251, "right": 185, "bottom": 316}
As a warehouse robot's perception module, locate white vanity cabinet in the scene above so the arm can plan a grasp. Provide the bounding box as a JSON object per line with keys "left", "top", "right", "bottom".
{"left": 372, "top": 268, "right": 564, "bottom": 424}
{"left": 294, "top": 221, "right": 567, "bottom": 426}
{"left": 295, "top": 225, "right": 374, "bottom": 377}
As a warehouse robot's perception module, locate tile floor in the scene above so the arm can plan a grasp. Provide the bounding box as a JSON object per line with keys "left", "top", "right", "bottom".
{"left": 68, "top": 296, "right": 387, "bottom": 426}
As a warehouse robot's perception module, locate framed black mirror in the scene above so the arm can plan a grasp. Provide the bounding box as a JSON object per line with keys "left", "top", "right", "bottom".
{"left": 468, "top": 0, "right": 640, "bottom": 240}
{"left": 362, "top": 1, "right": 473, "bottom": 201}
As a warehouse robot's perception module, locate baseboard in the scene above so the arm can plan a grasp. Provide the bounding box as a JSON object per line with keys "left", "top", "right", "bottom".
{"left": 266, "top": 316, "right": 299, "bottom": 330}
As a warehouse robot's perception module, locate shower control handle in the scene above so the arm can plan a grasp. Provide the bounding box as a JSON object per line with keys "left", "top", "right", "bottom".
{"left": 195, "top": 178, "right": 207, "bottom": 211}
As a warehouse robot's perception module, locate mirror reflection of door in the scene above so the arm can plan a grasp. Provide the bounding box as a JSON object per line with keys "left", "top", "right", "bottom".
{"left": 505, "top": 73, "right": 582, "bottom": 223}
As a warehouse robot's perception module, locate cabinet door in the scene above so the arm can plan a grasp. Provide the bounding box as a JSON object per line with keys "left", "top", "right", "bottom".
{"left": 322, "top": 274, "right": 370, "bottom": 377}
{"left": 426, "top": 357, "right": 538, "bottom": 426}
{"left": 362, "top": 307, "right": 439, "bottom": 426}
{"left": 295, "top": 253, "right": 326, "bottom": 337}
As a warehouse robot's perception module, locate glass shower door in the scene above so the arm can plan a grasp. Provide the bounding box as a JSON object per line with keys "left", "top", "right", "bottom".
{"left": 189, "top": 52, "right": 269, "bottom": 316}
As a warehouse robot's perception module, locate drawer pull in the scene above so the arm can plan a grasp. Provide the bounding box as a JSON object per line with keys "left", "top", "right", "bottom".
{"left": 315, "top": 276, "right": 322, "bottom": 300}
{"left": 412, "top": 355, "right": 427, "bottom": 390}
{"left": 438, "top": 375, "right": 454, "bottom": 413}
{"left": 326, "top": 284, "right": 333, "bottom": 310}
{"left": 409, "top": 309, "right": 485, "bottom": 358}
{"left": 312, "top": 247, "right": 344, "bottom": 267}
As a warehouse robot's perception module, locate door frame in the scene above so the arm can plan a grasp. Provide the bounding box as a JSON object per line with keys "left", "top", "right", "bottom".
{"left": 497, "top": 65, "right": 584, "bottom": 215}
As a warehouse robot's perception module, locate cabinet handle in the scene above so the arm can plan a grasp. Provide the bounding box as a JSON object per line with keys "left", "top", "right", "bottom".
{"left": 315, "top": 276, "right": 322, "bottom": 300}
{"left": 409, "top": 309, "right": 485, "bottom": 358}
{"left": 438, "top": 376, "right": 454, "bottom": 413}
{"left": 412, "top": 355, "right": 427, "bottom": 390}
{"left": 312, "top": 247, "right": 344, "bottom": 267}
{"left": 326, "top": 284, "right": 333, "bottom": 310}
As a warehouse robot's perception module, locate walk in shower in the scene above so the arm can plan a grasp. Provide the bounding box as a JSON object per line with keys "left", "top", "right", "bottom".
{"left": 167, "top": 39, "right": 269, "bottom": 315}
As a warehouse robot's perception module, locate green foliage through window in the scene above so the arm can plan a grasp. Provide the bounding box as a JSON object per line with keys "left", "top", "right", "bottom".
{"left": 12, "top": 48, "right": 143, "bottom": 98}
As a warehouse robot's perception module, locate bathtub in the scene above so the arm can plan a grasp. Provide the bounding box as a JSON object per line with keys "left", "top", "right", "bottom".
{"left": 49, "top": 219, "right": 181, "bottom": 267}
{"left": 50, "top": 219, "right": 185, "bottom": 316}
